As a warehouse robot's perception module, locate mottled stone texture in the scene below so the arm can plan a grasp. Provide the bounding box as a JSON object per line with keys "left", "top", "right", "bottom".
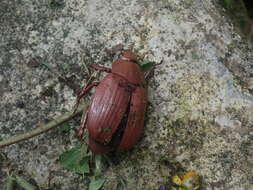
{"left": 0, "top": 0, "right": 253, "bottom": 189}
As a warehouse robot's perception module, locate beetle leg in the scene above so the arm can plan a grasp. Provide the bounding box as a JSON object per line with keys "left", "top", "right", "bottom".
{"left": 88, "top": 136, "right": 114, "bottom": 154}
{"left": 144, "top": 60, "right": 163, "bottom": 80}
{"left": 74, "top": 82, "right": 100, "bottom": 113}
{"left": 78, "top": 82, "right": 100, "bottom": 99}
{"left": 76, "top": 109, "right": 89, "bottom": 137}
{"left": 90, "top": 64, "right": 112, "bottom": 73}
{"left": 144, "top": 68, "right": 154, "bottom": 80}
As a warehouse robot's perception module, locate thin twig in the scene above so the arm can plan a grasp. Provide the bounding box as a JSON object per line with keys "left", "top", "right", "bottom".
{"left": 81, "top": 55, "right": 91, "bottom": 77}
{"left": 0, "top": 104, "right": 87, "bottom": 149}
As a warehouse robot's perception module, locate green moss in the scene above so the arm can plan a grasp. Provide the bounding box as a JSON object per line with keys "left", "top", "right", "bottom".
{"left": 239, "top": 19, "right": 247, "bottom": 29}
{"left": 49, "top": 0, "right": 65, "bottom": 9}
{"left": 221, "top": 0, "right": 235, "bottom": 9}
{"left": 219, "top": 0, "right": 252, "bottom": 39}
{"left": 179, "top": 0, "right": 194, "bottom": 9}
{"left": 191, "top": 52, "right": 199, "bottom": 60}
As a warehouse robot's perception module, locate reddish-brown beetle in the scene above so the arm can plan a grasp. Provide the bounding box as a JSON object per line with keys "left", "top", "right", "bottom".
{"left": 76, "top": 50, "right": 153, "bottom": 154}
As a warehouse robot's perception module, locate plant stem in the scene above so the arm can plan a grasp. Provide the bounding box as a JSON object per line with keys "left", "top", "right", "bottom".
{"left": 0, "top": 104, "right": 87, "bottom": 149}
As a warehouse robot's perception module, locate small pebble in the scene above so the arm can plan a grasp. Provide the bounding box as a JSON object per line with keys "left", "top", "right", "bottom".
{"left": 158, "top": 184, "right": 167, "bottom": 190}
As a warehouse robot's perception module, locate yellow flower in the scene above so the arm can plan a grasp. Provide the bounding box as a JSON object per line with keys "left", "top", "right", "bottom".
{"left": 171, "top": 171, "right": 200, "bottom": 190}
{"left": 181, "top": 172, "right": 200, "bottom": 190}
{"left": 172, "top": 175, "right": 182, "bottom": 186}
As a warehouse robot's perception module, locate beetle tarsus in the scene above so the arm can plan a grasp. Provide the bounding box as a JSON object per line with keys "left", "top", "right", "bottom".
{"left": 76, "top": 110, "right": 89, "bottom": 137}
{"left": 144, "top": 59, "right": 163, "bottom": 80}
{"left": 74, "top": 82, "right": 100, "bottom": 113}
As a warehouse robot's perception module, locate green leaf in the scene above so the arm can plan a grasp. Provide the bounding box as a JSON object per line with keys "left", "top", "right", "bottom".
{"left": 115, "top": 177, "right": 126, "bottom": 190}
{"left": 94, "top": 155, "right": 103, "bottom": 176}
{"left": 14, "top": 176, "right": 37, "bottom": 190}
{"left": 59, "top": 123, "right": 71, "bottom": 133}
{"left": 181, "top": 184, "right": 191, "bottom": 190}
{"left": 89, "top": 178, "right": 106, "bottom": 190}
{"left": 59, "top": 144, "right": 90, "bottom": 174}
{"left": 137, "top": 61, "right": 155, "bottom": 72}
{"left": 4, "top": 176, "right": 15, "bottom": 190}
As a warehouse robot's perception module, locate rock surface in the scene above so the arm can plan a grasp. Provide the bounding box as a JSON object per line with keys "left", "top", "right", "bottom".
{"left": 0, "top": 0, "right": 253, "bottom": 189}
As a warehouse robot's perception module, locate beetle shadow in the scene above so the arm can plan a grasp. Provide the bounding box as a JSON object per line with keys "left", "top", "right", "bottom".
{"left": 105, "top": 98, "right": 154, "bottom": 165}
{"left": 105, "top": 148, "right": 135, "bottom": 166}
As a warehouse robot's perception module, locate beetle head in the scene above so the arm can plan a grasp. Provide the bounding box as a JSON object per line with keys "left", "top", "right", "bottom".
{"left": 112, "top": 50, "right": 145, "bottom": 84}
{"left": 114, "top": 50, "right": 138, "bottom": 62}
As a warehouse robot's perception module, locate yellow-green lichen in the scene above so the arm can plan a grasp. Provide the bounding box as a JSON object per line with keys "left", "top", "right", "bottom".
{"left": 171, "top": 72, "right": 220, "bottom": 121}
{"left": 156, "top": 73, "right": 225, "bottom": 162}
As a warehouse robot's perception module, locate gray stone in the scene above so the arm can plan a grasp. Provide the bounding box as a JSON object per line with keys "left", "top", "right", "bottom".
{"left": 0, "top": 0, "right": 252, "bottom": 189}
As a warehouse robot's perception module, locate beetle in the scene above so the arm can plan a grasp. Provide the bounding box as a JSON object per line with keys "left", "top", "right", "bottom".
{"left": 75, "top": 50, "right": 154, "bottom": 154}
